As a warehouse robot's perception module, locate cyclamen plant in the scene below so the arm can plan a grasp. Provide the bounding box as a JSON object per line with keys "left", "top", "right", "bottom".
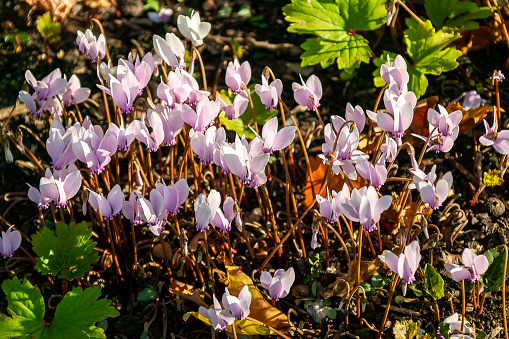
{"left": 3, "top": 6, "right": 508, "bottom": 339}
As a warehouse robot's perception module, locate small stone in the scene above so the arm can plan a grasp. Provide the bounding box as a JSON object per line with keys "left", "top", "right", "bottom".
{"left": 487, "top": 197, "right": 505, "bottom": 217}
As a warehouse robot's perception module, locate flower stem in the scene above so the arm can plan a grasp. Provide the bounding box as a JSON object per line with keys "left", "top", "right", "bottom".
{"left": 461, "top": 279, "right": 466, "bottom": 332}
{"left": 502, "top": 245, "right": 508, "bottom": 339}
{"left": 376, "top": 276, "right": 399, "bottom": 339}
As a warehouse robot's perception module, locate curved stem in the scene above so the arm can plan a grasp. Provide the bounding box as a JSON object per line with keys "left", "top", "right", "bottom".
{"left": 376, "top": 276, "right": 399, "bottom": 339}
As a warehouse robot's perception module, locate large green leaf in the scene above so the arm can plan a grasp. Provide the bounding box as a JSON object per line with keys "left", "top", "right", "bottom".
{"left": 0, "top": 279, "right": 118, "bottom": 339}
{"left": 482, "top": 247, "right": 509, "bottom": 292}
{"left": 424, "top": 264, "right": 444, "bottom": 300}
{"left": 425, "top": 0, "right": 492, "bottom": 31}
{"left": 32, "top": 221, "right": 99, "bottom": 280}
{"left": 217, "top": 88, "right": 277, "bottom": 139}
{"left": 283, "top": 0, "right": 386, "bottom": 71}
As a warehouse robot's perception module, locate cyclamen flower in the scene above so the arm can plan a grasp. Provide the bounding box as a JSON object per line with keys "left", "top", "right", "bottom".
{"left": 88, "top": 184, "right": 124, "bottom": 220}
{"left": 61, "top": 74, "right": 90, "bottom": 106}
{"left": 454, "top": 90, "right": 488, "bottom": 111}
{"left": 153, "top": 33, "right": 186, "bottom": 70}
{"left": 222, "top": 286, "right": 252, "bottom": 320}
{"left": 225, "top": 58, "right": 251, "bottom": 94}
{"left": 147, "top": 104, "right": 184, "bottom": 146}
{"left": 123, "top": 192, "right": 155, "bottom": 225}
{"left": 4, "top": 147, "right": 13, "bottom": 163}
{"left": 107, "top": 117, "right": 136, "bottom": 151}
{"left": 198, "top": 295, "right": 234, "bottom": 332}
{"left": 0, "top": 226, "right": 22, "bottom": 259}
{"left": 76, "top": 29, "right": 106, "bottom": 61}
{"left": 316, "top": 185, "right": 349, "bottom": 223}
{"left": 339, "top": 186, "right": 392, "bottom": 232}
{"left": 257, "top": 117, "right": 297, "bottom": 154}
{"left": 255, "top": 76, "right": 283, "bottom": 110}
{"left": 380, "top": 135, "right": 398, "bottom": 163}
{"left": 219, "top": 91, "right": 249, "bottom": 121}
{"left": 97, "top": 69, "right": 139, "bottom": 114}
{"left": 209, "top": 196, "right": 238, "bottom": 233}
{"left": 491, "top": 70, "right": 505, "bottom": 82}
{"left": 148, "top": 189, "right": 168, "bottom": 236}
{"left": 148, "top": 8, "right": 173, "bottom": 24}
{"left": 440, "top": 313, "right": 473, "bottom": 339}
{"left": 46, "top": 118, "right": 78, "bottom": 170}
{"left": 445, "top": 248, "right": 489, "bottom": 283}
{"left": 29, "top": 166, "right": 82, "bottom": 209}
{"left": 479, "top": 118, "right": 509, "bottom": 154}
{"left": 182, "top": 97, "right": 220, "bottom": 132}
{"left": 356, "top": 157, "right": 388, "bottom": 189}
{"left": 410, "top": 164, "right": 452, "bottom": 209}
{"left": 155, "top": 178, "right": 189, "bottom": 215}
{"left": 345, "top": 103, "right": 366, "bottom": 134}
{"left": 177, "top": 10, "right": 211, "bottom": 46}
{"left": 118, "top": 54, "right": 153, "bottom": 96}
{"left": 379, "top": 240, "right": 421, "bottom": 284}
{"left": 292, "top": 75, "right": 322, "bottom": 111}
{"left": 19, "top": 69, "right": 67, "bottom": 117}
{"left": 379, "top": 55, "right": 408, "bottom": 94}
{"left": 130, "top": 115, "right": 164, "bottom": 152}
{"left": 190, "top": 126, "right": 226, "bottom": 164}
{"left": 194, "top": 190, "right": 221, "bottom": 232}
{"left": 260, "top": 268, "right": 295, "bottom": 301}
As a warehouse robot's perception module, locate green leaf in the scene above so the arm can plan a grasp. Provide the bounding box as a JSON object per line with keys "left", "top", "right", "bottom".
{"left": 425, "top": 0, "right": 458, "bottom": 29}
{"left": 37, "top": 12, "right": 61, "bottom": 44}
{"left": 32, "top": 221, "right": 99, "bottom": 280}
{"left": 482, "top": 247, "right": 509, "bottom": 292}
{"left": 424, "top": 264, "right": 444, "bottom": 300}
{"left": 394, "top": 319, "right": 418, "bottom": 339}
{"left": 408, "top": 284, "right": 424, "bottom": 297}
{"left": 425, "top": 0, "right": 492, "bottom": 31}
{"left": 137, "top": 286, "right": 157, "bottom": 302}
{"left": 326, "top": 307, "right": 337, "bottom": 319}
{"left": 217, "top": 88, "right": 278, "bottom": 139}
{"left": 0, "top": 279, "right": 118, "bottom": 339}
{"left": 438, "top": 322, "right": 450, "bottom": 339}
{"left": 477, "top": 331, "right": 487, "bottom": 339}
{"left": 142, "top": 0, "right": 160, "bottom": 11}
{"left": 283, "top": 0, "right": 386, "bottom": 71}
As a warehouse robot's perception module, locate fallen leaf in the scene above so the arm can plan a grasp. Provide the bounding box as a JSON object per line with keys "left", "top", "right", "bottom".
{"left": 382, "top": 201, "right": 427, "bottom": 235}
{"left": 450, "top": 23, "right": 503, "bottom": 54}
{"left": 446, "top": 102, "right": 495, "bottom": 134}
{"left": 152, "top": 242, "right": 172, "bottom": 261}
{"left": 406, "top": 96, "right": 439, "bottom": 137}
{"left": 218, "top": 253, "right": 289, "bottom": 332}
{"left": 184, "top": 311, "right": 273, "bottom": 335}
{"left": 168, "top": 280, "right": 207, "bottom": 307}
{"left": 325, "top": 259, "right": 383, "bottom": 297}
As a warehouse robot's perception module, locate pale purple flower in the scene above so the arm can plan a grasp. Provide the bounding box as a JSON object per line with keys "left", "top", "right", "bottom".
{"left": 222, "top": 285, "right": 252, "bottom": 320}
{"left": 177, "top": 10, "right": 211, "bottom": 46}
{"left": 27, "top": 170, "right": 55, "bottom": 210}
{"left": 219, "top": 91, "right": 249, "bottom": 121}
{"left": 97, "top": 69, "right": 139, "bottom": 114}
{"left": 257, "top": 117, "right": 297, "bottom": 154}
{"left": 379, "top": 240, "right": 421, "bottom": 284}
{"left": 0, "top": 226, "right": 22, "bottom": 259}
{"left": 106, "top": 118, "right": 135, "bottom": 151}
{"left": 479, "top": 118, "right": 509, "bottom": 154}
{"left": 339, "top": 186, "right": 392, "bottom": 232}
{"left": 454, "top": 90, "right": 488, "bottom": 111}
{"left": 366, "top": 83, "right": 416, "bottom": 145}
{"left": 148, "top": 188, "right": 168, "bottom": 235}
{"left": 260, "top": 268, "right": 295, "bottom": 301}
{"left": 76, "top": 29, "right": 106, "bottom": 62}
{"left": 88, "top": 184, "right": 124, "bottom": 220}
{"left": 194, "top": 190, "right": 221, "bottom": 232}
{"left": 345, "top": 103, "right": 366, "bottom": 134}
{"left": 191, "top": 126, "right": 226, "bottom": 164}
{"left": 356, "top": 157, "right": 388, "bottom": 188}
{"left": 441, "top": 313, "right": 473, "bottom": 338}
{"left": 445, "top": 248, "right": 489, "bottom": 283}
{"left": 380, "top": 135, "right": 398, "bottom": 162}
{"left": 19, "top": 69, "right": 67, "bottom": 116}
{"left": 380, "top": 55, "right": 408, "bottom": 94}
{"left": 210, "top": 196, "right": 237, "bottom": 233}
{"left": 220, "top": 135, "right": 270, "bottom": 188}
{"left": 123, "top": 192, "right": 154, "bottom": 225}
{"left": 410, "top": 165, "right": 452, "bottom": 209}
{"left": 311, "top": 228, "right": 318, "bottom": 249}
{"left": 225, "top": 58, "right": 251, "bottom": 94}
{"left": 491, "top": 70, "right": 505, "bottom": 82}
{"left": 32, "top": 166, "right": 82, "bottom": 209}
{"left": 428, "top": 105, "right": 462, "bottom": 137}
{"left": 46, "top": 118, "right": 78, "bottom": 169}
{"left": 198, "top": 295, "right": 235, "bottom": 332}
{"left": 130, "top": 115, "right": 164, "bottom": 152}
{"left": 147, "top": 103, "right": 184, "bottom": 146}
{"left": 118, "top": 54, "right": 153, "bottom": 96}
{"left": 292, "top": 75, "right": 322, "bottom": 111}
{"left": 155, "top": 178, "right": 189, "bottom": 215}
{"left": 148, "top": 8, "right": 173, "bottom": 24}
{"left": 153, "top": 33, "right": 186, "bottom": 70}
{"left": 61, "top": 74, "right": 90, "bottom": 106}
{"left": 182, "top": 97, "right": 220, "bottom": 133}
{"left": 385, "top": 1, "right": 396, "bottom": 26}
{"left": 316, "top": 185, "right": 349, "bottom": 223}
{"left": 255, "top": 76, "right": 283, "bottom": 110}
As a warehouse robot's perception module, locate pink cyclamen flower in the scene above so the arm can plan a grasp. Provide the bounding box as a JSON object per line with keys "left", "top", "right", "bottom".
{"left": 225, "top": 58, "right": 251, "bottom": 94}
{"left": 255, "top": 76, "right": 283, "bottom": 110}
{"left": 210, "top": 196, "right": 237, "bottom": 233}
{"left": 122, "top": 192, "right": 156, "bottom": 226}
{"left": 148, "top": 189, "right": 168, "bottom": 236}
{"left": 380, "top": 55, "right": 409, "bottom": 94}
{"left": 379, "top": 240, "right": 422, "bottom": 284}
{"left": 19, "top": 69, "right": 67, "bottom": 117}
{"left": 445, "top": 248, "right": 489, "bottom": 283}
{"left": 441, "top": 313, "right": 473, "bottom": 339}
{"left": 190, "top": 126, "right": 226, "bottom": 164}
{"left": 148, "top": 8, "right": 173, "bottom": 24}
{"left": 194, "top": 189, "right": 221, "bottom": 232}
{"left": 118, "top": 54, "right": 153, "bottom": 96}
{"left": 0, "top": 226, "right": 22, "bottom": 258}
{"left": 219, "top": 91, "right": 249, "bottom": 121}
{"left": 257, "top": 117, "right": 297, "bottom": 154}
{"left": 454, "top": 90, "right": 488, "bottom": 111}
{"left": 222, "top": 285, "right": 252, "bottom": 320}
{"left": 339, "top": 186, "right": 392, "bottom": 232}
{"left": 88, "top": 184, "right": 124, "bottom": 220}
{"left": 4, "top": 146, "right": 13, "bottom": 163}
{"left": 345, "top": 103, "right": 366, "bottom": 134}
{"left": 97, "top": 69, "right": 139, "bottom": 114}
{"left": 380, "top": 135, "right": 398, "bottom": 162}
{"left": 292, "top": 74, "right": 322, "bottom": 111}
{"left": 147, "top": 103, "right": 184, "bottom": 146}
{"left": 107, "top": 118, "right": 136, "bottom": 151}
{"left": 130, "top": 115, "right": 164, "bottom": 152}
{"left": 198, "top": 294, "right": 235, "bottom": 332}
{"left": 61, "top": 74, "right": 91, "bottom": 106}
{"left": 428, "top": 105, "right": 462, "bottom": 138}
{"left": 182, "top": 97, "right": 220, "bottom": 133}
{"left": 316, "top": 185, "right": 349, "bottom": 223}
{"left": 76, "top": 29, "right": 106, "bottom": 62}
{"left": 32, "top": 166, "right": 82, "bottom": 209}
{"left": 410, "top": 165, "right": 452, "bottom": 209}
{"left": 260, "top": 267, "right": 295, "bottom": 301}
{"left": 155, "top": 178, "right": 189, "bottom": 215}
{"left": 356, "top": 157, "right": 388, "bottom": 189}
{"left": 479, "top": 118, "right": 509, "bottom": 154}
{"left": 491, "top": 70, "right": 505, "bottom": 82}
{"left": 46, "top": 118, "right": 78, "bottom": 170}
{"left": 153, "top": 33, "right": 186, "bottom": 70}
